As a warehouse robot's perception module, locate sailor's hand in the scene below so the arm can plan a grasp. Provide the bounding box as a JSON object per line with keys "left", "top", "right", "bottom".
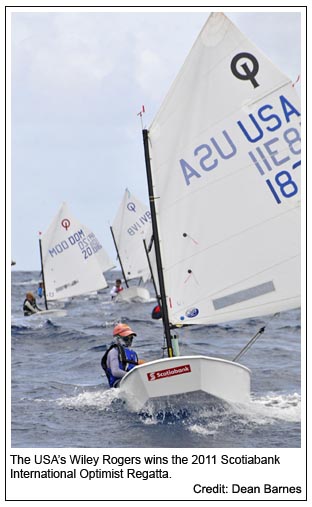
{"left": 138, "top": 359, "right": 146, "bottom": 365}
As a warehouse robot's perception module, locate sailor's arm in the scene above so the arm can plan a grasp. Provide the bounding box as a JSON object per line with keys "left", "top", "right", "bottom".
{"left": 108, "top": 349, "right": 127, "bottom": 378}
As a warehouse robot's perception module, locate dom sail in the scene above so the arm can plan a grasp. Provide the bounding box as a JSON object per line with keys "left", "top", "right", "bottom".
{"left": 40, "top": 202, "right": 115, "bottom": 301}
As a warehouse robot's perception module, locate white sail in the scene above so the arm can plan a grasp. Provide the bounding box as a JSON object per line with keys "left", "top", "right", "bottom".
{"left": 40, "top": 202, "right": 115, "bottom": 301}
{"left": 147, "top": 12, "right": 301, "bottom": 326}
{"left": 111, "top": 188, "right": 152, "bottom": 281}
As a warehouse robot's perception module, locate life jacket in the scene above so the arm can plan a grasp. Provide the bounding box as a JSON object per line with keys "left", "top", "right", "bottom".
{"left": 23, "top": 298, "right": 36, "bottom": 316}
{"left": 101, "top": 343, "right": 138, "bottom": 387}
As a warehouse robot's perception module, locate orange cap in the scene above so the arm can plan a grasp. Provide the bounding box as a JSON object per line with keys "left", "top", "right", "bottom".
{"left": 113, "top": 323, "right": 136, "bottom": 337}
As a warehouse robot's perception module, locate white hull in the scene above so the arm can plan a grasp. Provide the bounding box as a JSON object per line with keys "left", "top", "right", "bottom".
{"left": 30, "top": 309, "right": 67, "bottom": 318}
{"left": 115, "top": 286, "right": 152, "bottom": 303}
{"left": 119, "top": 355, "right": 251, "bottom": 411}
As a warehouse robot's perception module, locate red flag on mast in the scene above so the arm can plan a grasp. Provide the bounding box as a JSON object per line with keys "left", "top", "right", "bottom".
{"left": 137, "top": 105, "right": 145, "bottom": 117}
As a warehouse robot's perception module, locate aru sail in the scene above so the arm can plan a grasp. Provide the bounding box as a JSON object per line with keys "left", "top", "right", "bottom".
{"left": 40, "top": 202, "right": 115, "bottom": 301}
{"left": 147, "top": 12, "right": 301, "bottom": 326}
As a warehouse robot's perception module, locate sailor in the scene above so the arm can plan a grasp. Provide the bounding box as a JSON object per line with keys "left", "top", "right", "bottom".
{"left": 23, "top": 292, "right": 42, "bottom": 316}
{"left": 37, "top": 282, "right": 44, "bottom": 298}
{"left": 101, "top": 323, "right": 143, "bottom": 387}
{"left": 110, "top": 279, "right": 124, "bottom": 299}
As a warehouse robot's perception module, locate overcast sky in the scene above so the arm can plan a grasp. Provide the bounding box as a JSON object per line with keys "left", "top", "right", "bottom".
{"left": 8, "top": 7, "right": 303, "bottom": 271}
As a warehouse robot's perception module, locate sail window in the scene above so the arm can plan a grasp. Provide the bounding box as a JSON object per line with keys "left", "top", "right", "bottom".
{"left": 212, "top": 281, "right": 275, "bottom": 310}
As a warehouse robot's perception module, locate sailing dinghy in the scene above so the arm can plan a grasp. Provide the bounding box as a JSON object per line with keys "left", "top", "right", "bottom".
{"left": 39, "top": 202, "right": 115, "bottom": 312}
{"left": 110, "top": 188, "right": 153, "bottom": 303}
{"left": 119, "top": 12, "right": 301, "bottom": 411}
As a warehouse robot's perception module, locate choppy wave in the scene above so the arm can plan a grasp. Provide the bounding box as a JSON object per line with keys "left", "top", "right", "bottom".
{"left": 52, "top": 386, "right": 301, "bottom": 429}
{"left": 11, "top": 270, "right": 302, "bottom": 448}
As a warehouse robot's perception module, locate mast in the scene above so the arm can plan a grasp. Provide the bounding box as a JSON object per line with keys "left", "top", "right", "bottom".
{"left": 38, "top": 237, "right": 48, "bottom": 310}
{"left": 142, "top": 129, "right": 173, "bottom": 357}
{"left": 109, "top": 226, "right": 129, "bottom": 288}
{"left": 143, "top": 237, "right": 161, "bottom": 306}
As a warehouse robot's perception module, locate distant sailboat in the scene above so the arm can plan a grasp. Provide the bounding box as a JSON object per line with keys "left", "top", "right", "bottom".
{"left": 110, "top": 188, "right": 153, "bottom": 302}
{"left": 39, "top": 202, "right": 115, "bottom": 311}
{"left": 119, "top": 12, "right": 301, "bottom": 410}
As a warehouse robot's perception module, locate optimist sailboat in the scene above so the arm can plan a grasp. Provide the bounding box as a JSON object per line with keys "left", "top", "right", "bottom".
{"left": 39, "top": 202, "right": 115, "bottom": 311}
{"left": 119, "top": 13, "right": 301, "bottom": 411}
{"left": 110, "top": 188, "right": 153, "bottom": 302}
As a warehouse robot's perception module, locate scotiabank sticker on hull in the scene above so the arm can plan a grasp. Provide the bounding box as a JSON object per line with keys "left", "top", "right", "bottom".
{"left": 147, "top": 364, "right": 191, "bottom": 381}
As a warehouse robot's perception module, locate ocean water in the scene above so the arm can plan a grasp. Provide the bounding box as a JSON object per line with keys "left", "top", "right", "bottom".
{"left": 10, "top": 270, "right": 301, "bottom": 448}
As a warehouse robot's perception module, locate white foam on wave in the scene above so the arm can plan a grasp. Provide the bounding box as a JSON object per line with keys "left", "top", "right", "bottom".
{"left": 248, "top": 392, "right": 301, "bottom": 423}
{"left": 11, "top": 317, "right": 49, "bottom": 329}
{"left": 188, "top": 422, "right": 221, "bottom": 436}
{"left": 55, "top": 388, "right": 120, "bottom": 410}
{"left": 187, "top": 392, "right": 301, "bottom": 436}
{"left": 12, "top": 278, "right": 40, "bottom": 286}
